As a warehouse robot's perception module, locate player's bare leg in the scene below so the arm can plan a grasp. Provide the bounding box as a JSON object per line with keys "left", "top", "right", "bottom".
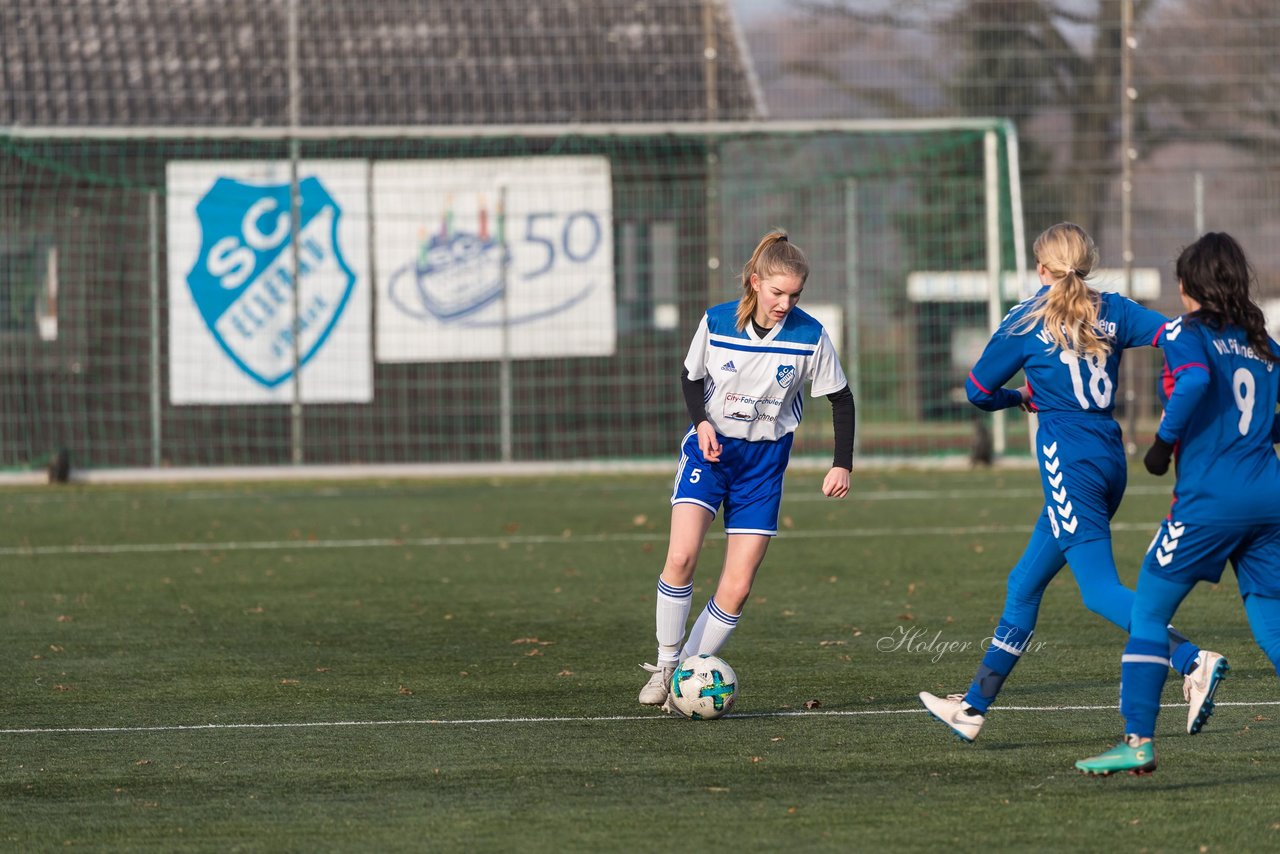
{"left": 681, "top": 533, "right": 770, "bottom": 659}
{"left": 661, "top": 504, "right": 716, "bottom": 588}
{"left": 641, "top": 504, "right": 715, "bottom": 706}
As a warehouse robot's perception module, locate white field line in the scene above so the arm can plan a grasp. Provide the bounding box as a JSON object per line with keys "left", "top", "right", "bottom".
{"left": 0, "top": 521, "right": 1168, "bottom": 558}
{"left": 3, "top": 700, "right": 1279, "bottom": 736}
{"left": 0, "top": 484, "right": 1173, "bottom": 505}
{"left": 785, "top": 484, "right": 1172, "bottom": 502}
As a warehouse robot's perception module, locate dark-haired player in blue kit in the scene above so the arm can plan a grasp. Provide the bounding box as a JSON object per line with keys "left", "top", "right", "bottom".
{"left": 919, "top": 222, "right": 1222, "bottom": 742}
{"left": 1077, "top": 232, "right": 1280, "bottom": 776}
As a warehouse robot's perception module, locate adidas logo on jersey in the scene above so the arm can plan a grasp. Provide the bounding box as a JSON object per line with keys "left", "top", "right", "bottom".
{"left": 720, "top": 361, "right": 737, "bottom": 372}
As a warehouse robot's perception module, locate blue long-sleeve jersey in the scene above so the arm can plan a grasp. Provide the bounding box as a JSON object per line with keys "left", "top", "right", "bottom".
{"left": 966, "top": 287, "right": 1167, "bottom": 417}
{"left": 1157, "top": 316, "right": 1280, "bottom": 524}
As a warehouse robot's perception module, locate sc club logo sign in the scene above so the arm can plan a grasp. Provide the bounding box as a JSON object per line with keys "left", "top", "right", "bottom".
{"left": 185, "top": 176, "right": 356, "bottom": 388}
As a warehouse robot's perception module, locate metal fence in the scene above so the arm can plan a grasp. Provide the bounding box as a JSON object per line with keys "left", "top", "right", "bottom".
{"left": 0, "top": 121, "right": 1037, "bottom": 471}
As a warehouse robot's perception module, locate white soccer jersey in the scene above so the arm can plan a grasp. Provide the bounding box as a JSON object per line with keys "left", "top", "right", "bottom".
{"left": 684, "top": 301, "right": 847, "bottom": 442}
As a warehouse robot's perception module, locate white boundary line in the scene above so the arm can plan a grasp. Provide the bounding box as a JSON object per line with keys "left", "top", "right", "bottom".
{"left": 4, "top": 701, "right": 1279, "bottom": 735}
{"left": 0, "top": 454, "right": 1039, "bottom": 486}
{"left": 0, "top": 521, "right": 1168, "bottom": 558}
{"left": 2, "top": 484, "right": 1167, "bottom": 505}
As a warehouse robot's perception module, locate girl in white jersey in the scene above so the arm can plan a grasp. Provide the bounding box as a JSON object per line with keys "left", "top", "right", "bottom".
{"left": 638, "top": 231, "right": 856, "bottom": 710}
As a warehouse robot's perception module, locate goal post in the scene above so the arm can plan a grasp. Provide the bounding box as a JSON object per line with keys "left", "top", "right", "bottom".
{"left": 0, "top": 119, "right": 1028, "bottom": 475}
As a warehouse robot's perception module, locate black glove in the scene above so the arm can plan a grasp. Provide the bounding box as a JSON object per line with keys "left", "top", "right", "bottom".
{"left": 1143, "top": 436, "right": 1175, "bottom": 476}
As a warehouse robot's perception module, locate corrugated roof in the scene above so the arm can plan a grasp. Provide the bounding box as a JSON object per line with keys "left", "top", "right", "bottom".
{"left": 1, "top": 0, "right": 764, "bottom": 127}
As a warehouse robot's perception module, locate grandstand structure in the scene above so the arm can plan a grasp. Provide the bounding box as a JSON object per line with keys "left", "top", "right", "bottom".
{"left": 1, "top": 1, "right": 1027, "bottom": 478}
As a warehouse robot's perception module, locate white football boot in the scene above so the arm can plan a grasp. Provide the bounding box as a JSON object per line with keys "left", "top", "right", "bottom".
{"left": 638, "top": 662, "right": 675, "bottom": 706}
{"left": 1184, "top": 650, "right": 1229, "bottom": 734}
{"left": 919, "top": 691, "right": 985, "bottom": 743}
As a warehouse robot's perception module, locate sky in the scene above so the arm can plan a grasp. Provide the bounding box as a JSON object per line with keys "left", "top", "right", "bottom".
{"left": 729, "top": 0, "right": 787, "bottom": 23}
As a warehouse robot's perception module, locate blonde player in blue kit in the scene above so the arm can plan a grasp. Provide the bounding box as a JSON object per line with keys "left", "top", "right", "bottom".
{"left": 1077, "top": 232, "right": 1280, "bottom": 776}
{"left": 638, "top": 231, "right": 855, "bottom": 710}
{"left": 919, "top": 222, "right": 1222, "bottom": 742}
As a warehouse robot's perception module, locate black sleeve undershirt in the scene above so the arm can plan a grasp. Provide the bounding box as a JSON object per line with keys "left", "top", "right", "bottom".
{"left": 681, "top": 369, "right": 855, "bottom": 471}
{"left": 827, "top": 384, "right": 855, "bottom": 471}
{"left": 681, "top": 368, "right": 710, "bottom": 426}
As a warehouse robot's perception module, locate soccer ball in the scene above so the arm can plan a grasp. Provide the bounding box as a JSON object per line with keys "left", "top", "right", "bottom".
{"left": 668, "top": 654, "right": 738, "bottom": 720}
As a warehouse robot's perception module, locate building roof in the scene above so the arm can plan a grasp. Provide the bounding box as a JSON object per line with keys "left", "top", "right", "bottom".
{"left": 2, "top": 0, "right": 765, "bottom": 128}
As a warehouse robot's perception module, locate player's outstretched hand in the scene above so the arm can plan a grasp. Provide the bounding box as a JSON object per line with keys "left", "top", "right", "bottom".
{"left": 696, "top": 421, "right": 722, "bottom": 463}
{"left": 821, "top": 466, "right": 850, "bottom": 498}
{"left": 1143, "top": 437, "right": 1174, "bottom": 476}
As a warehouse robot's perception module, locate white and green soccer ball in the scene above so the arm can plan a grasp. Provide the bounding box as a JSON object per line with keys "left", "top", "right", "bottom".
{"left": 669, "top": 654, "right": 738, "bottom": 720}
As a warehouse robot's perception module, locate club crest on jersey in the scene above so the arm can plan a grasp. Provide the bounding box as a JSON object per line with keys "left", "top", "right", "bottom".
{"left": 186, "top": 176, "right": 356, "bottom": 388}
{"left": 776, "top": 365, "right": 796, "bottom": 388}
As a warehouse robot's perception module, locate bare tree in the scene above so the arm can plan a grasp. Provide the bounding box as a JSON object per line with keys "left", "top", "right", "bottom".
{"left": 791, "top": 0, "right": 1161, "bottom": 236}
{"left": 1139, "top": 0, "right": 1280, "bottom": 154}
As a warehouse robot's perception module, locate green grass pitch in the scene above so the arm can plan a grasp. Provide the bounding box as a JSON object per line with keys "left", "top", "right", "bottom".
{"left": 3, "top": 467, "right": 1278, "bottom": 851}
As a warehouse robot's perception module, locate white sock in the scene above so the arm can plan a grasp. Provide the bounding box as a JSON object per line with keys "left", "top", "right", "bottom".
{"left": 680, "top": 597, "right": 739, "bottom": 658}
{"left": 655, "top": 578, "right": 693, "bottom": 666}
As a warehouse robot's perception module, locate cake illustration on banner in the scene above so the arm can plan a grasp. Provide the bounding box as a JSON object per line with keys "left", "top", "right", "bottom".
{"left": 389, "top": 195, "right": 507, "bottom": 321}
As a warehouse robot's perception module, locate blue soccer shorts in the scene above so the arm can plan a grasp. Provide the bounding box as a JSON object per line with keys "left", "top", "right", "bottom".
{"left": 670, "top": 429, "right": 793, "bottom": 536}
{"left": 1033, "top": 415, "right": 1127, "bottom": 548}
{"left": 1142, "top": 517, "right": 1280, "bottom": 598}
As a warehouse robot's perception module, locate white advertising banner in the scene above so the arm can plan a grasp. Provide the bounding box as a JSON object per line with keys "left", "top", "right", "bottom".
{"left": 374, "top": 157, "right": 615, "bottom": 362}
{"left": 167, "top": 161, "right": 371, "bottom": 404}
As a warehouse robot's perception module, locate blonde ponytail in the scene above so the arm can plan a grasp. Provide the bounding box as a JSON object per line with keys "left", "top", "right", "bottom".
{"left": 1013, "top": 222, "right": 1110, "bottom": 358}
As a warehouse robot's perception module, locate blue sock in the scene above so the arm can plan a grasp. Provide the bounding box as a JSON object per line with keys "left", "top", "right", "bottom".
{"left": 1243, "top": 592, "right": 1280, "bottom": 675}
{"left": 1121, "top": 637, "right": 1170, "bottom": 738}
{"left": 963, "top": 620, "right": 1034, "bottom": 713}
{"left": 1167, "top": 625, "right": 1200, "bottom": 676}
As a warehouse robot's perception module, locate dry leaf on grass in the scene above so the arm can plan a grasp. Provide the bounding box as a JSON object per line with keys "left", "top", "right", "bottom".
{"left": 804, "top": 699, "right": 822, "bottom": 710}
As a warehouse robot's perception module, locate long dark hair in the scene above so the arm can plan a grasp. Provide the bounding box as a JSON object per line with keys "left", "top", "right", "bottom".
{"left": 1176, "top": 232, "right": 1278, "bottom": 363}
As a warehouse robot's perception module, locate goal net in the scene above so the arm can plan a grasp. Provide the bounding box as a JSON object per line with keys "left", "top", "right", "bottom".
{"left": 0, "top": 120, "right": 1027, "bottom": 474}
